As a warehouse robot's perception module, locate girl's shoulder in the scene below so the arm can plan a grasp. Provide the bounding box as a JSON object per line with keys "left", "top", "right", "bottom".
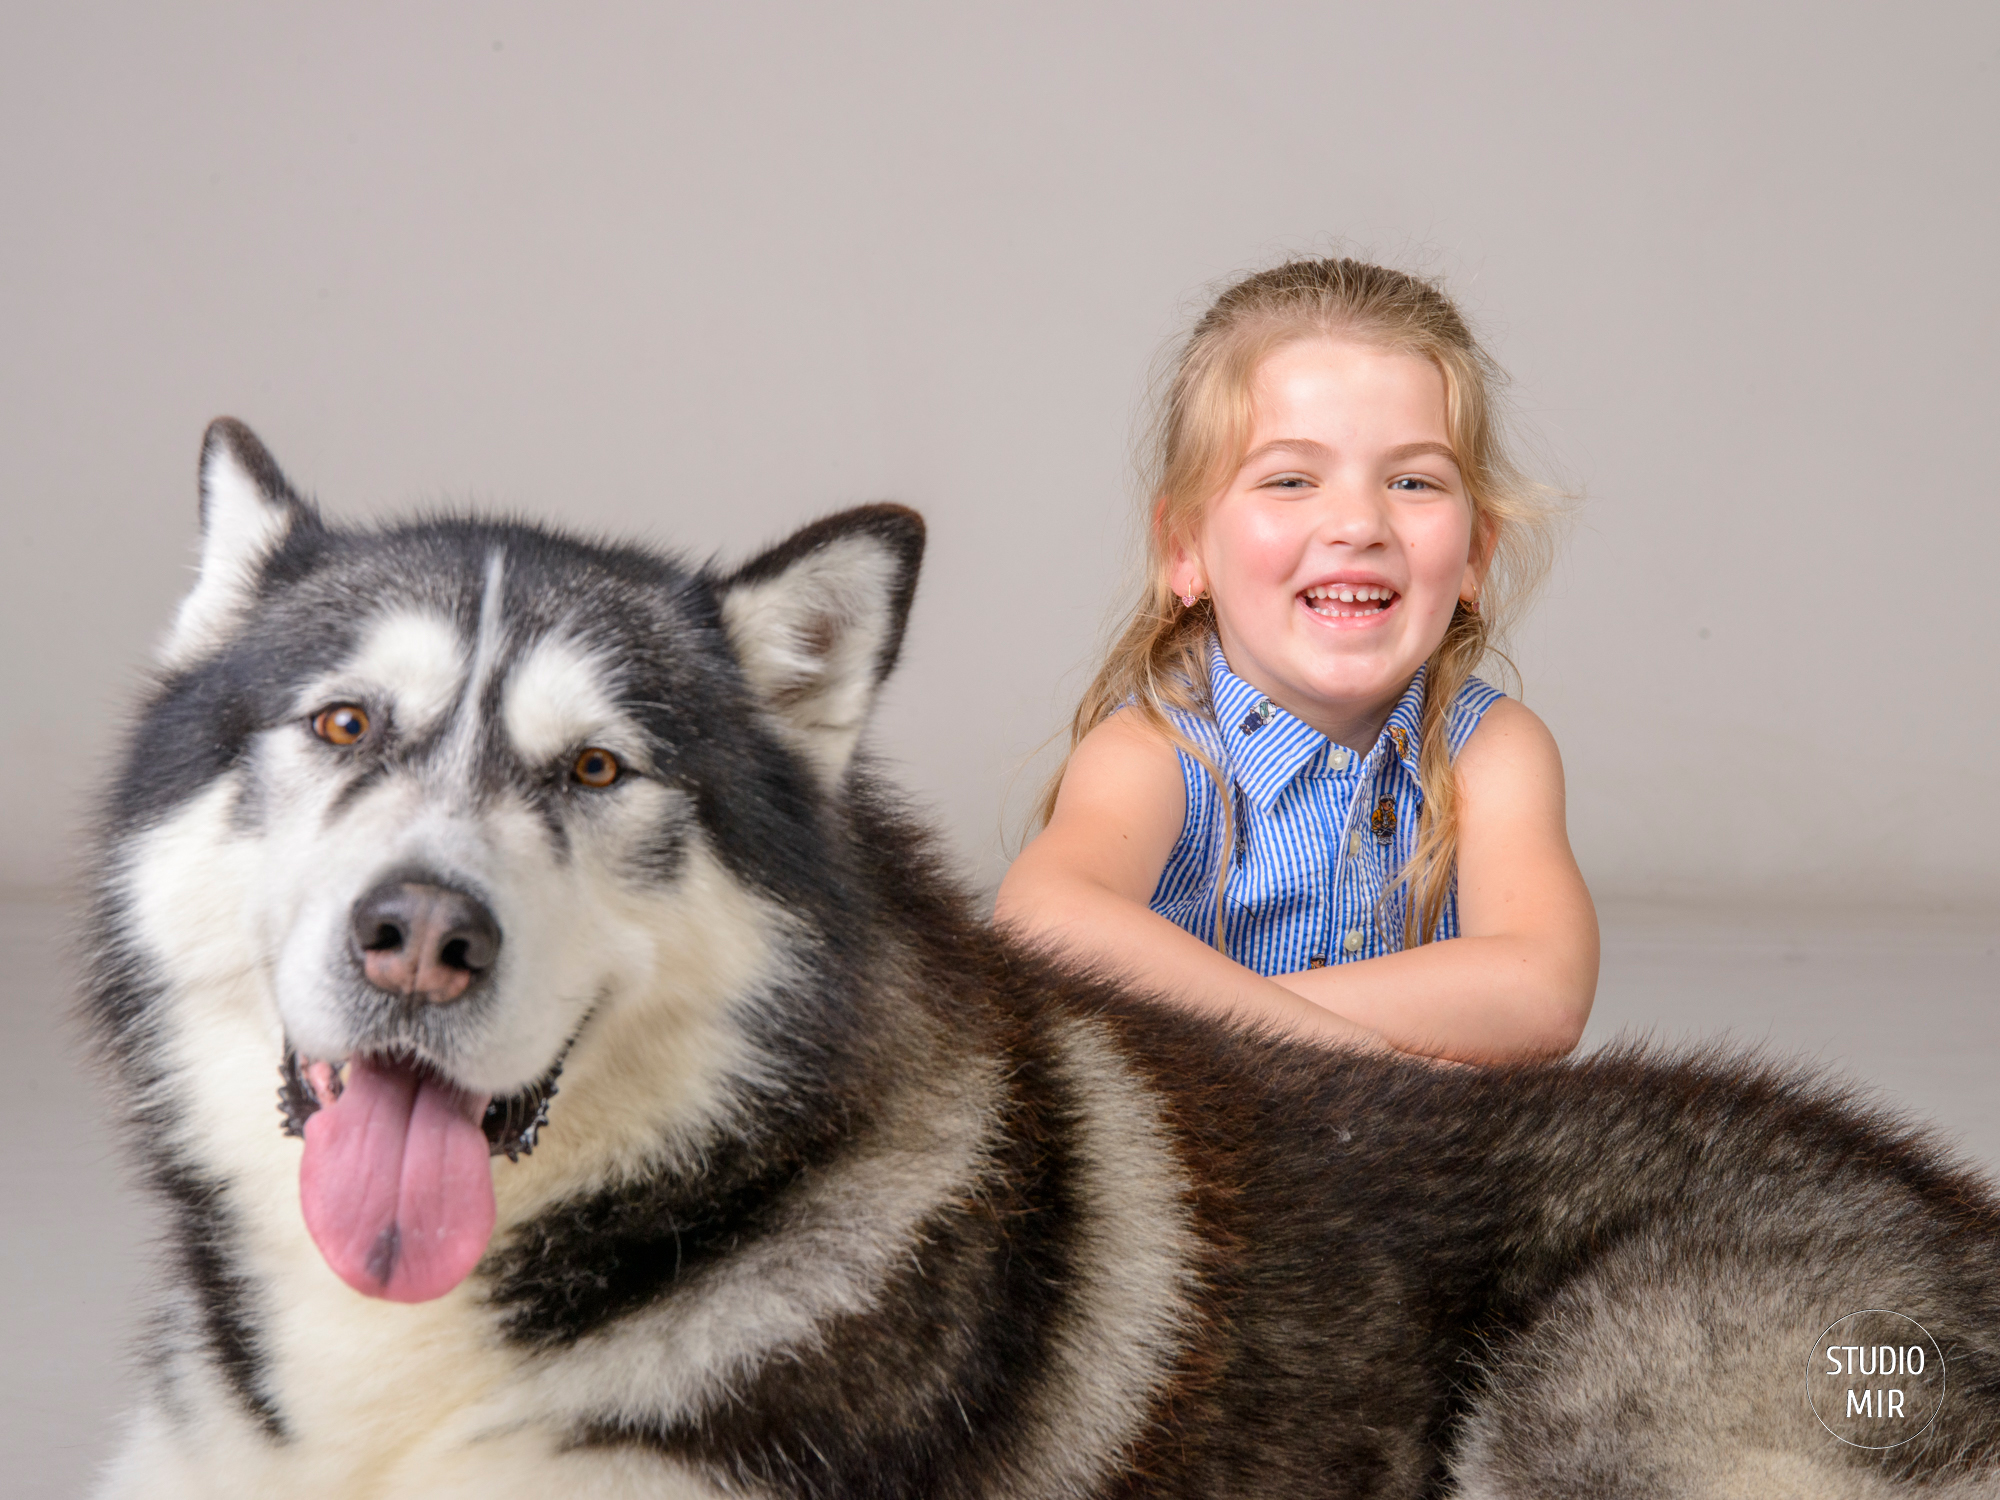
{"left": 1453, "top": 691, "right": 1564, "bottom": 793}
{"left": 1444, "top": 673, "right": 1507, "bottom": 757}
{"left": 1039, "top": 706, "right": 1194, "bottom": 877}
{"left": 1068, "top": 704, "right": 1195, "bottom": 795}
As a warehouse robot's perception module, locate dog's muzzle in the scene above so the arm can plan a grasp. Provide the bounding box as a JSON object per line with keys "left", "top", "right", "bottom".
{"left": 350, "top": 877, "right": 501, "bottom": 1007}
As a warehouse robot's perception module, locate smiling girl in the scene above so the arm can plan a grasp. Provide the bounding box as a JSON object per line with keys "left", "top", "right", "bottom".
{"left": 996, "top": 258, "right": 1597, "bottom": 1064}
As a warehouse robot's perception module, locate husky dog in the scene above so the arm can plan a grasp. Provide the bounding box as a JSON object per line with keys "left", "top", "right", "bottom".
{"left": 84, "top": 419, "right": 1999, "bottom": 1498}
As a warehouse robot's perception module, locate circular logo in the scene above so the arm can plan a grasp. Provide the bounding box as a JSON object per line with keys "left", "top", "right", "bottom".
{"left": 1806, "top": 1310, "right": 1946, "bottom": 1449}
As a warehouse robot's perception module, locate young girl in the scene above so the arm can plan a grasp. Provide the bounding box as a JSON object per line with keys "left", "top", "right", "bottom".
{"left": 996, "top": 258, "right": 1597, "bottom": 1064}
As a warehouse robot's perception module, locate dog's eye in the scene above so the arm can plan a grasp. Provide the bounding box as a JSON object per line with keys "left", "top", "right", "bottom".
{"left": 312, "top": 704, "right": 371, "bottom": 746}
{"left": 572, "top": 748, "right": 620, "bottom": 788}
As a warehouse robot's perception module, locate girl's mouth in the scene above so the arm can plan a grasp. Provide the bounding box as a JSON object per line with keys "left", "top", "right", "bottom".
{"left": 1301, "top": 583, "right": 1399, "bottom": 621}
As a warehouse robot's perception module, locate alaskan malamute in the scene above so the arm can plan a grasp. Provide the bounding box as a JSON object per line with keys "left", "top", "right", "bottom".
{"left": 83, "top": 420, "right": 2000, "bottom": 1496}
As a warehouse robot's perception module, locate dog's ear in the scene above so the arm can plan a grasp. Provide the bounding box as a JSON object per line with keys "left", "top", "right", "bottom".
{"left": 160, "top": 418, "right": 318, "bottom": 668}
{"left": 718, "top": 505, "right": 925, "bottom": 785}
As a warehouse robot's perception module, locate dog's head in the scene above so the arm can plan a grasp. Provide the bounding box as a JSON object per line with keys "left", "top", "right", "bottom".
{"left": 107, "top": 418, "right": 923, "bottom": 1301}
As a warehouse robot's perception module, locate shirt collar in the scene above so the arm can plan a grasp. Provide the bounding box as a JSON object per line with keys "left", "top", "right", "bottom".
{"left": 1380, "top": 665, "right": 1427, "bottom": 779}
{"left": 1206, "top": 637, "right": 1428, "bottom": 813}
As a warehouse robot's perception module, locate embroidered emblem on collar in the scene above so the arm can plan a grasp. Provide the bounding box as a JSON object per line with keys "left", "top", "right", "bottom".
{"left": 1388, "top": 724, "right": 1409, "bottom": 758}
{"left": 1371, "top": 796, "right": 1398, "bottom": 841}
{"left": 1239, "top": 697, "right": 1277, "bottom": 735}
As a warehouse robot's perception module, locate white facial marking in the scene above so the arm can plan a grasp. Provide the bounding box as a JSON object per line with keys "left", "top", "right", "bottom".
{"left": 504, "top": 636, "right": 622, "bottom": 765}
{"left": 297, "top": 610, "right": 466, "bottom": 734}
{"left": 468, "top": 549, "right": 509, "bottom": 699}
{"left": 490, "top": 835, "right": 791, "bottom": 1208}
{"left": 440, "top": 548, "right": 509, "bottom": 773}
{"left": 123, "top": 777, "right": 265, "bottom": 1008}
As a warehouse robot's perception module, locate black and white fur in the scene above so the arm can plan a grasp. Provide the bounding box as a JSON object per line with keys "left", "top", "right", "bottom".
{"left": 84, "top": 420, "right": 2000, "bottom": 1497}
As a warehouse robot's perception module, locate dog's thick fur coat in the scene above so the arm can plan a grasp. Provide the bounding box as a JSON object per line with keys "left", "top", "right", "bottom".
{"left": 85, "top": 421, "right": 2000, "bottom": 1497}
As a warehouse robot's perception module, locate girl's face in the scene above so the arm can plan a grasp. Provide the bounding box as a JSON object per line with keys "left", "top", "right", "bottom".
{"left": 1171, "top": 337, "right": 1485, "bottom": 747}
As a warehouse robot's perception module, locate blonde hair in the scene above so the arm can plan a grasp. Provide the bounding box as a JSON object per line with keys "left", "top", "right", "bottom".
{"left": 1039, "top": 256, "right": 1561, "bottom": 947}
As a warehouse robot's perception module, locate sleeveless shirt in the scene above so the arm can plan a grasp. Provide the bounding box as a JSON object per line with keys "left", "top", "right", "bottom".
{"left": 1149, "top": 637, "right": 1504, "bottom": 975}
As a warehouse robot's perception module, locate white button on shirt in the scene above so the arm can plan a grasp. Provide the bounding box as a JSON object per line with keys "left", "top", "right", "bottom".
{"left": 1330, "top": 746, "right": 1352, "bottom": 771}
{"left": 1343, "top": 927, "right": 1366, "bottom": 953}
{"left": 1348, "top": 828, "right": 1368, "bottom": 857}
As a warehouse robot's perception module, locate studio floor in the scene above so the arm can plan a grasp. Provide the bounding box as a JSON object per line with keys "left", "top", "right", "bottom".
{"left": 3, "top": 894, "right": 1993, "bottom": 1498}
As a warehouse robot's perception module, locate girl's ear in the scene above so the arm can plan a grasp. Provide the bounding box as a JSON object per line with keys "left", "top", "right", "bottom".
{"left": 1461, "top": 512, "right": 1500, "bottom": 603}
{"left": 1157, "top": 496, "right": 1205, "bottom": 598}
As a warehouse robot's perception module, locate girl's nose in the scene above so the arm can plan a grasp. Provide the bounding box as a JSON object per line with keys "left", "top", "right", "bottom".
{"left": 1312, "top": 483, "right": 1392, "bottom": 548}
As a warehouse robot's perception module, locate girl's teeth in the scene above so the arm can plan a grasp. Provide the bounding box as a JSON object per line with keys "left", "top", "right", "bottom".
{"left": 1303, "top": 585, "right": 1394, "bottom": 616}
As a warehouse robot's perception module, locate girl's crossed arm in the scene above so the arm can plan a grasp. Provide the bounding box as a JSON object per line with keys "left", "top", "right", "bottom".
{"left": 996, "top": 707, "right": 1390, "bottom": 1052}
{"left": 995, "top": 700, "right": 1597, "bottom": 1065}
{"left": 1271, "top": 697, "right": 1596, "bottom": 1062}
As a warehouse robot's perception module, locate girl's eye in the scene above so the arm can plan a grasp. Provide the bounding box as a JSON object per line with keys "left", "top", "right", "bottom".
{"left": 312, "top": 704, "right": 371, "bottom": 746}
{"left": 1389, "top": 476, "right": 1436, "bottom": 492}
{"left": 572, "top": 748, "right": 621, "bottom": 788}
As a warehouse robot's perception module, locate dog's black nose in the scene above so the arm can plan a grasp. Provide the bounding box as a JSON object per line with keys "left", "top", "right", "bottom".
{"left": 349, "top": 878, "right": 501, "bottom": 1005}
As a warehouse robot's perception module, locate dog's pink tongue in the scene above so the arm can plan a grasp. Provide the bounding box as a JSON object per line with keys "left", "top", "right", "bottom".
{"left": 299, "top": 1056, "right": 495, "bottom": 1303}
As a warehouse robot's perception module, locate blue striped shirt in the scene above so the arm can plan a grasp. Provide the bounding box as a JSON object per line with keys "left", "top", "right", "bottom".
{"left": 1149, "top": 638, "right": 1503, "bottom": 974}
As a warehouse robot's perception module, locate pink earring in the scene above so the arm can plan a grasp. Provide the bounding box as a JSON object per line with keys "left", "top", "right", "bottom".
{"left": 1179, "top": 584, "right": 1203, "bottom": 609}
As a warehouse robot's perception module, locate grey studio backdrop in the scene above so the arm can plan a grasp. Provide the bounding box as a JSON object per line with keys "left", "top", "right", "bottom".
{"left": 2, "top": 5, "right": 1996, "bottom": 1494}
